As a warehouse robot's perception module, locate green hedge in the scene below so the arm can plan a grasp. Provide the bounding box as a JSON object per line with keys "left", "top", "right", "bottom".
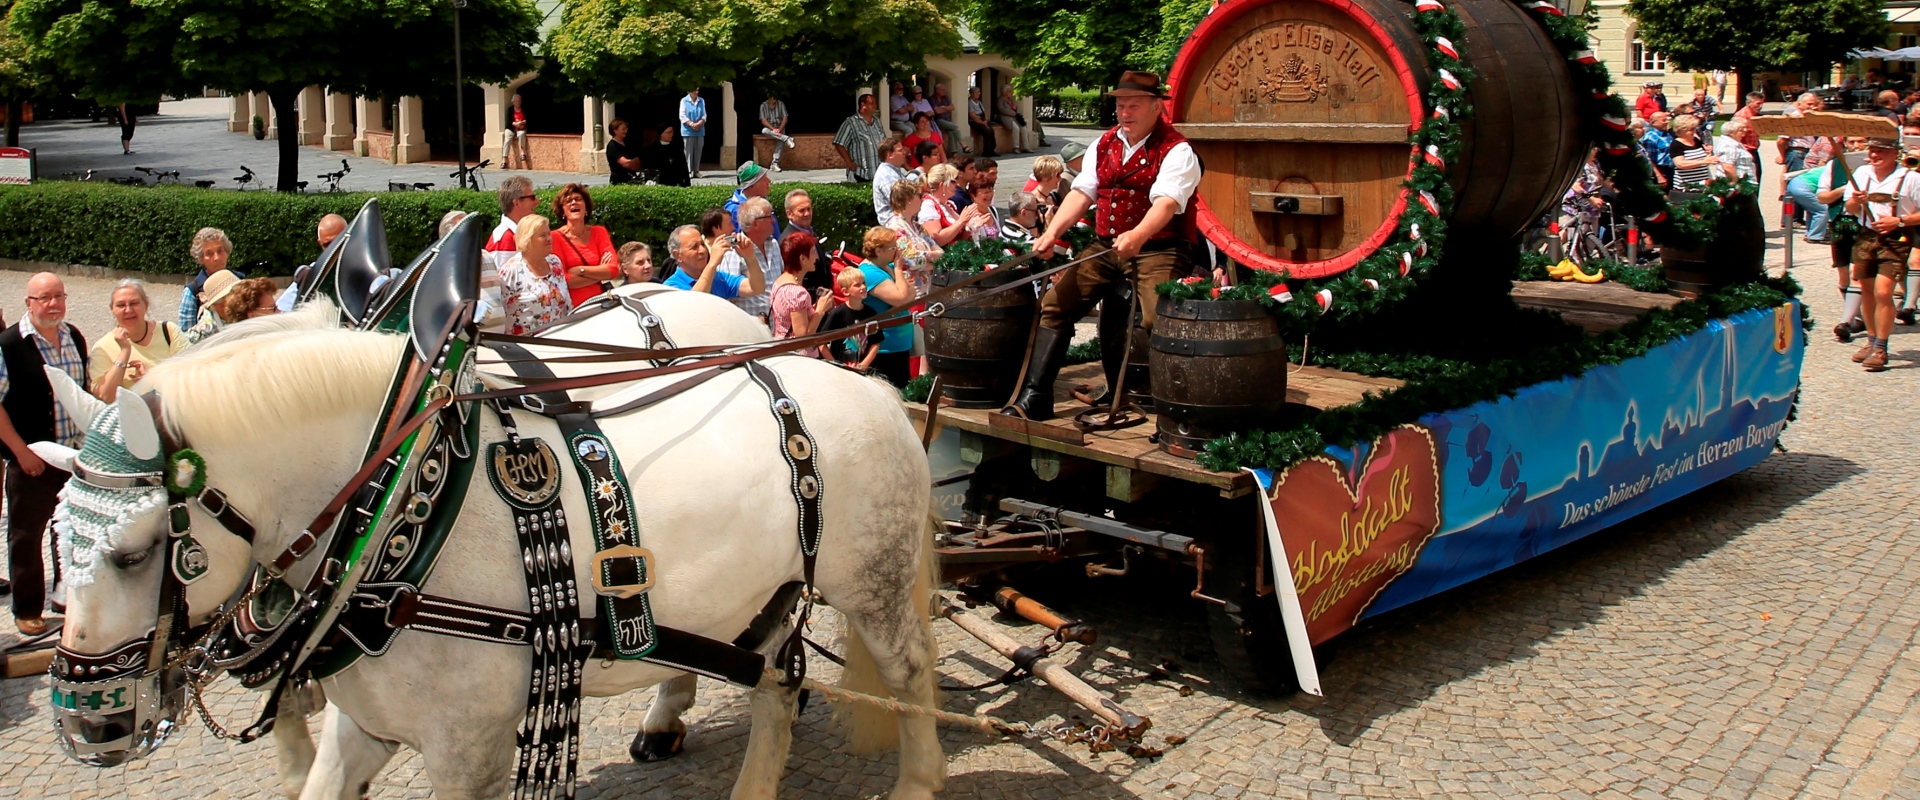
{"left": 0, "top": 182, "right": 876, "bottom": 276}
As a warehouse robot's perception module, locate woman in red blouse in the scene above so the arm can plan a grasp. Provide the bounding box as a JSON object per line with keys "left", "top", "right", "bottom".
{"left": 550, "top": 183, "right": 618, "bottom": 306}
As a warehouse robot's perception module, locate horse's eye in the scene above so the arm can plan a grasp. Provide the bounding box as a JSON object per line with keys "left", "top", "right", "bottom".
{"left": 113, "top": 547, "right": 153, "bottom": 569}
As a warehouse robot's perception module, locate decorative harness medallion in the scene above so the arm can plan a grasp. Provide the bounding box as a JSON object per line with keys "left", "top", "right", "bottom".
{"left": 489, "top": 438, "right": 563, "bottom": 510}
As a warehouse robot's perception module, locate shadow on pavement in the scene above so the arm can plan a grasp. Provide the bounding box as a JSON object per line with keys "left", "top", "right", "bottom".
{"left": 1286, "top": 449, "right": 1861, "bottom": 745}
{"left": 910, "top": 450, "right": 1860, "bottom": 757}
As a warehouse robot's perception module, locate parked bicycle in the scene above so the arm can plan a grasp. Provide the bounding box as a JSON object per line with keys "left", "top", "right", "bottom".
{"left": 133, "top": 166, "right": 182, "bottom": 186}
{"left": 59, "top": 170, "right": 100, "bottom": 182}
{"left": 233, "top": 165, "right": 258, "bottom": 191}
{"left": 318, "top": 159, "right": 352, "bottom": 192}
{"left": 451, "top": 159, "right": 490, "bottom": 191}
{"left": 1524, "top": 190, "right": 1652, "bottom": 267}
{"left": 387, "top": 181, "right": 436, "bottom": 192}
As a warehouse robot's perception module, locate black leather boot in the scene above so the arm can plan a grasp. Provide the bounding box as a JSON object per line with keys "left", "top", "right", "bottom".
{"left": 1004, "top": 325, "right": 1070, "bottom": 420}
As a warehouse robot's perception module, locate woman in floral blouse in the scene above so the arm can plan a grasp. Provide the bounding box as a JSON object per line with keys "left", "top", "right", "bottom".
{"left": 882, "top": 178, "right": 942, "bottom": 296}
{"left": 499, "top": 214, "right": 573, "bottom": 335}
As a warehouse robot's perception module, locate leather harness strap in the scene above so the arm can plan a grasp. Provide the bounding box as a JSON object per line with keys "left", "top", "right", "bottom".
{"left": 489, "top": 343, "right": 767, "bottom": 686}
{"left": 742, "top": 362, "right": 825, "bottom": 585}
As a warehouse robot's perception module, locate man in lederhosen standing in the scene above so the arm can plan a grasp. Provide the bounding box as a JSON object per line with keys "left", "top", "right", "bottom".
{"left": 1004, "top": 70, "right": 1201, "bottom": 420}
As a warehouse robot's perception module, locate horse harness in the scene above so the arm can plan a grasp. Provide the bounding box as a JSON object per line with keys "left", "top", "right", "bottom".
{"left": 52, "top": 244, "right": 1084, "bottom": 792}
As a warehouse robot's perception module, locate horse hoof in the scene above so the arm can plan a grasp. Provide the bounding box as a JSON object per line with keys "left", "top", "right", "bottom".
{"left": 630, "top": 730, "right": 686, "bottom": 763}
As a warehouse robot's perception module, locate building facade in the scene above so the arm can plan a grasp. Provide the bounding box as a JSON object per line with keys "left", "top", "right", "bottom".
{"left": 222, "top": 17, "right": 1038, "bottom": 175}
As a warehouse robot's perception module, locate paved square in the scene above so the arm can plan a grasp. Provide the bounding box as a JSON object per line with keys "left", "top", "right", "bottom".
{"left": 0, "top": 175, "right": 1916, "bottom": 798}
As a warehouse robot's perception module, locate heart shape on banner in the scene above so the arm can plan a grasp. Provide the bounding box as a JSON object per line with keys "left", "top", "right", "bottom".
{"left": 1266, "top": 425, "right": 1442, "bottom": 645}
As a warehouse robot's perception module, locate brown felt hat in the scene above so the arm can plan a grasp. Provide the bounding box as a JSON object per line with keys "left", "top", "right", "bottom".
{"left": 1107, "top": 71, "right": 1168, "bottom": 99}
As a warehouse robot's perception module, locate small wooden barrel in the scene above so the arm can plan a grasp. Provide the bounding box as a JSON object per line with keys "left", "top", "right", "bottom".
{"left": 923, "top": 269, "right": 1037, "bottom": 408}
{"left": 1660, "top": 191, "right": 1766, "bottom": 297}
{"left": 1150, "top": 298, "right": 1290, "bottom": 455}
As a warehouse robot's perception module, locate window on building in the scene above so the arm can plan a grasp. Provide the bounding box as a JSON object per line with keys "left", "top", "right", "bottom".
{"left": 1630, "top": 36, "right": 1666, "bottom": 74}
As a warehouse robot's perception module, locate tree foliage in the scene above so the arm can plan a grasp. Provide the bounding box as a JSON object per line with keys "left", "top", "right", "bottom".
{"left": 10, "top": 0, "right": 540, "bottom": 189}
{"left": 1626, "top": 0, "right": 1888, "bottom": 73}
{"left": 964, "top": 0, "right": 1210, "bottom": 93}
{"left": 8, "top": 0, "right": 185, "bottom": 106}
{"left": 548, "top": 0, "right": 962, "bottom": 102}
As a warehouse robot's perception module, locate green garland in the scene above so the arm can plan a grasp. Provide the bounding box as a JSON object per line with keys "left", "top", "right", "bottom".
{"left": 1141, "top": 0, "right": 1473, "bottom": 335}
{"left": 1521, "top": 4, "right": 1757, "bottom": 249}
{"left": 1195, "top": 276, "right": 1804, "bottom": 472}
{"left": 1154, "top": 1, "right": 1756, "bottom": 333}
{"left": 935, "top": 236, "right": 1031, "bottom": 275}
{"left": 1514, "top": 251, "right": 1668, "bottom": 293}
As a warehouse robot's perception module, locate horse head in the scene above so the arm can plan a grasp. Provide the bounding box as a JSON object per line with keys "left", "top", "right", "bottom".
{"left": 40, "top": 305, "right": 407, "bottom": 767}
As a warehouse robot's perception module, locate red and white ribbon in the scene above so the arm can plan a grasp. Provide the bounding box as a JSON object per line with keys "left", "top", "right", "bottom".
{"left": 1525, "top": 1, "right": 1563, "bottom": 15}
{"left": 1400, "top": 251, "right": 1414, "bottom": 276}
{"left": 1418, "top": 190, "right": 1441, "bottom": 216}
{"left": 1364, "top": 278, "right": 1381, "bottom": 291}
{"left": 1424, "top": 145, "right": 1447, "bottom": 169}
{"left": 1600, "top": 114, "right": 1629, "bottom": 131}
{"left": 1435, "top": 37, "right": 1459, "bottom": 59}
{"left": 1314, "top": 289, "right": 1333, "bottom": 314}
{"left": 1572, "top": 49, "right": 1598, "bottom": 65}
{"left": 1415, "top": 0, "right": 1445, "bottom": 11}
{"left": 1438, "top": 69, "right": 1461, "bottom": 91}
{"left": 1269, "top": 285, "right": 1293, "bottom": 303}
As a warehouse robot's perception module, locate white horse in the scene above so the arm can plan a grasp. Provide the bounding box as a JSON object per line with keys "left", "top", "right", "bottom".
{"left": 38, "top": 306, "right": 943, "bottom": 799}
{"left": 482, "top": 283, "right": 776, "bottom": 764}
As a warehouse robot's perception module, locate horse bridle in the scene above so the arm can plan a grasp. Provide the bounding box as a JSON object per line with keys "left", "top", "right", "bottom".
{"left": 49, "top": 391, "right": 267, "bottom": 762}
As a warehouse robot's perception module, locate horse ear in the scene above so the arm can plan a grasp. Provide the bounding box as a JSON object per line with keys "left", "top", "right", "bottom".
{"left": 116, "top": 390, "right": 162, "bottom": 461}
{"left": 44, "top": 366, "right": 107, "bottom": 431}
{"left": 27, "top": 441, "right": 78, "bottom": 474}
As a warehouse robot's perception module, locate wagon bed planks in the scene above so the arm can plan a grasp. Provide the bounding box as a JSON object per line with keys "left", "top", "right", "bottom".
{"left": 1510, "top": 281, "right": 1683, "bottom": 334}
{"left": 907, "top": 362, "right": 1403, "bottom": 496}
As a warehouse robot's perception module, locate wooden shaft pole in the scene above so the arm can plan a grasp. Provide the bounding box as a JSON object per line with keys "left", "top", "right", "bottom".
{"left": 938, "top": 601, "right": 1148, "bottom": 736}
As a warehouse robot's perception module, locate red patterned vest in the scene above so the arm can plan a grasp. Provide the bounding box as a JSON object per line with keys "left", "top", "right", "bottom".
{"left": 1093, "top": 120, "right": 1191, "bottom": 241}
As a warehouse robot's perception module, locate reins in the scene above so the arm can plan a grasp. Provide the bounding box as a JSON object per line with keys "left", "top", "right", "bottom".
{"left": 284, "top": 250, "right": 1088, "bottom": 585}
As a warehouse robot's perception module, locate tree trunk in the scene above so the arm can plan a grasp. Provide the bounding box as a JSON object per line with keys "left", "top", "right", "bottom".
{"left": 269, "top": 86, "right": 302, "bottom": 192}
{"left": 1735, "top": 68, "right": 1753, "bottom": 103}
{"left": 4, "top": 99, "right": 20, "bottom": 148}
{"left": 733, "top": 74, "right": 764, "bottom": 169}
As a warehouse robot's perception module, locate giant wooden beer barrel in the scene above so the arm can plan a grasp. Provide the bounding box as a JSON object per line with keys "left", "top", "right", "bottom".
{"left": 1166, "top": 0, "right": 1585, "bottom": 277}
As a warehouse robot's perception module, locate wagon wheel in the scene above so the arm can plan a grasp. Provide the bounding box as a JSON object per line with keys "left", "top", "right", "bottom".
{"left": 1203, "top": 544, "right": 1304, "bottom": 697}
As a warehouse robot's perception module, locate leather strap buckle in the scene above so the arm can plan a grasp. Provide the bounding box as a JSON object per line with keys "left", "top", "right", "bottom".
{"left": 589, "top": 545, "right": 656, "bottom": 599}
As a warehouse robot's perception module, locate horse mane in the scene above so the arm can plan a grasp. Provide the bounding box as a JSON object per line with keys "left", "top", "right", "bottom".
{"left": 144, "top": 301, "right": 409, "bottom": 449}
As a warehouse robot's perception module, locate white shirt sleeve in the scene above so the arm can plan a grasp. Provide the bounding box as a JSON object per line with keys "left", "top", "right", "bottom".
{"left": 679, "top": 99, "right": 693, "bottom": 126}
{"left": 1069, "top": 162, "right": 1099, "bottom": 203}
{"left": 1149, "top": 142, "right": 1202, "bottom": 213}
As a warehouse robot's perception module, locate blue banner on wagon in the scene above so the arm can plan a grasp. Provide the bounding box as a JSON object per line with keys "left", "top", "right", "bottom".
{"left": 1252, "top": 302, "right": 1805, "bottom": 689}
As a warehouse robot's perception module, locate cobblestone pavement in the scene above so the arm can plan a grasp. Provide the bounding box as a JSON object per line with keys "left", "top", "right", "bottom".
{"left": 3, "top": 201, "right": 1919, "bottom": 799}
{"left": 14, "top": 98, "right": 1093, "bottom": 199}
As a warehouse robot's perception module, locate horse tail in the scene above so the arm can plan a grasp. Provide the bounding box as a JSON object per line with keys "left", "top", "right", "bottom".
{"left": 834, "top": 508, "right": 942, "bottom": 755}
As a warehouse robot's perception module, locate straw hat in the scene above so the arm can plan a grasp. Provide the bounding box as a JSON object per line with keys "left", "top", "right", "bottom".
{"left": 199, "top": 269, "right": 241, "bottom": 307}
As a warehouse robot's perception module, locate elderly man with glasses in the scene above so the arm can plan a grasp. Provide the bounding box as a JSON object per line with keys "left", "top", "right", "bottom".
{"left": 0, "top": 273, "right": 87, "bottom": 634}
{"left": 478, "top": 176, "right": 541, "bottom": 332}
